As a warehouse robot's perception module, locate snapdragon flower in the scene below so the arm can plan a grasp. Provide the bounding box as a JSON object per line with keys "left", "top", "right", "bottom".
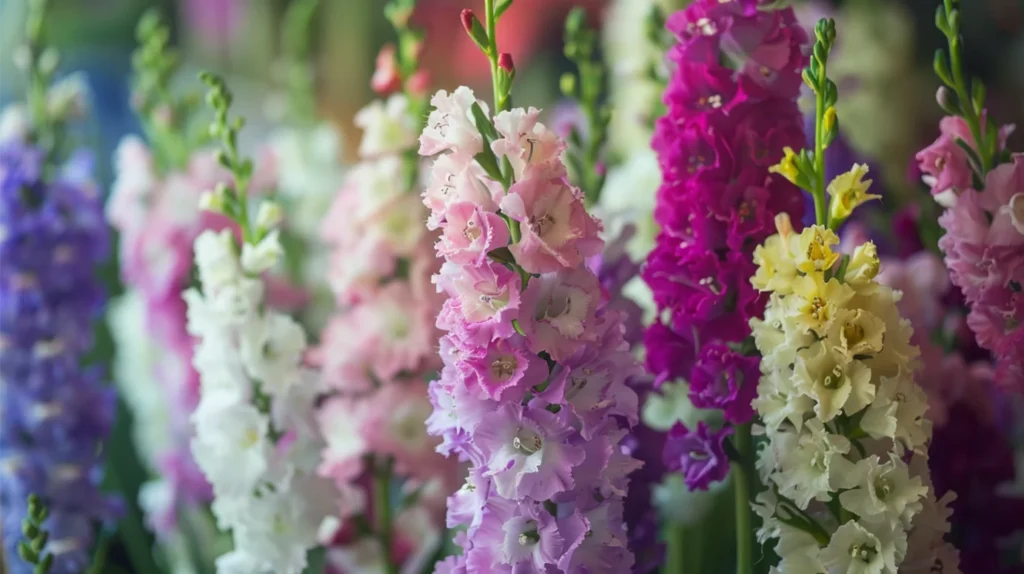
{"left": 918, "top": 0, "right": 1023, "bottom": 392}
{"left": 312, "top": 11, "right": 461, "bottom": 568}
{"left": 749, "top": 214, "right": 957, "bottom": 574}
{"left": 643, "top": 0, "right": 808, "bottom": 507}
{"left": 419, "top": 7, "right": 642, "bottom": 570}
{"left": 0, "top": 5, "right": 120, "bottom": 570}
{"left": 183, "top": 74, "right": 336, "bottom": 574}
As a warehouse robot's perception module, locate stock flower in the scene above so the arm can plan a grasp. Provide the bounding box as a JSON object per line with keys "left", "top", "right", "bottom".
{"left": 751, "top": 222, "right": 953, "bottom": 571}
{"left": 418, "top": 85, "right": 640, "bottom": 570}
{"left": 645, "top": 0, "right": 808, "bottom": 476}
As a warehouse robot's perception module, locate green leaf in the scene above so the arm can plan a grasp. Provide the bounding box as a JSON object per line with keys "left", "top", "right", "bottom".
{"left": 971, "top": 78, "right": 986, "bottom": 115}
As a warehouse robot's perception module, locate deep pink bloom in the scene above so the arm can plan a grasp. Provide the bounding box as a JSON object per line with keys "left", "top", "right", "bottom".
{"left": 688, "top": 344, "right": 759, "bottom": 424}
{"left": 644, "top": 0, "right": 807, "bottom": 438}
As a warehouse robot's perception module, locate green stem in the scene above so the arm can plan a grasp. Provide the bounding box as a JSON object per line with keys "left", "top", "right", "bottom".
{"left": 484, "top": 0, "right": 501, "bottom": 110}
{"left": 664, "top": 521, "right": 684, "bottom": 574}
{"left": 944, "top": 13, "right": 989, "bottom": 174}
{"left": 732, "top": 423, "right": 754, "bottom": 574}
{"left": 812, "top": 79, "right": 828, "bottom": 227}
{"left": 375, "top": 457, "right": 398, "bottom": 574}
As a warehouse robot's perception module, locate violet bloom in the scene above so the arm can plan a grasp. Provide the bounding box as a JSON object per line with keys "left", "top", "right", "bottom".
{"left": 0, "top": 142, "right": 118, "bottom": 574}
{"left": 663, "top": 421, "right": 732, "bottom": 491}
{"left": 688, "top": 343, "right": 759, "bottom": 424}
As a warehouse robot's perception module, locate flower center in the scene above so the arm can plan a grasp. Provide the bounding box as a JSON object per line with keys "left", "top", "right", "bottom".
{"left": 513, "top": 432, "right": 542, "bottom": 455}
{"left": 518, "top": 523, "right": 540, "bottom": 546}
{"left": 529, "top": 214, "right": 556, "bottom": 238}
{"left": 843, "top": 321, "right": 865, "bottom": 347}
{"left": 849, "top": 543, "right": 877, "bottom": 563}
{"left": 809, "top": 297, "right": 828, "bottom": 323}
{"left": 875, "top": 477, "right": 893, "bottom": 499}
{"left": 698, "top": 276, "right": 722, "bottom": 296}
{"left": 822, "top": 365, "right": 845, "bottom": 389}
{"left": 463, "top": 217, "right": 481, "bottom": 241}
{"left": 490, "top": 356, "right": 517, "bottom": 381}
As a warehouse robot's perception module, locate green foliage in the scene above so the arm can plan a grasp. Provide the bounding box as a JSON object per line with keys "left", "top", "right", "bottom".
{"left": 932, "top": 0, "right": 1006, "bottom": 186}
{"left": 17, "top": 494, "right": 54, "bottom": 574}
{"left": 132, "top": 9, "right": 208, "bottom": 173}
{"left": 560, "top": 7, "right": 611, "bottom": 206}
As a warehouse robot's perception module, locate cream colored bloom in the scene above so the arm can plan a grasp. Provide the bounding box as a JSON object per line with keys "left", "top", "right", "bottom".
{"left": 827, "top": 163, "right": 881, "bottom": 222}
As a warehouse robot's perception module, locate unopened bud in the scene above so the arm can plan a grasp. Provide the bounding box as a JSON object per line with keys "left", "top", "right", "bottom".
{"left": 935, "top": 86, "right": 959, "bottom": 115}
{"left": 498, "top": 53, "right": 514, "bottom": 73}
{"left": 256, "top": 201, "right": 284, "bottom": 230}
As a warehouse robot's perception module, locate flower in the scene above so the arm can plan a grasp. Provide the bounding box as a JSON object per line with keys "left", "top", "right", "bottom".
{"left": 827, "top": 163, "right": 880, "bottom": 222}
{"left": 934, "top": 154, "right": 1024, "bottom": 391}
{"left": 518, "top": 268, "right": 601, "bottom": 362}
{"left": 662, "top": 422, "right": 731, "bottom": 491}
{"left": 419, "top": 87, "right": 484, "bottom": 159}
{"left": 687, "top": 344, "right": 759, "bottom": 424}
{"left": 818, "top": 520, "right": 901, "bottom": 574}
{"left": 0, "top": 139, "right": 120, "bottom": 573}
{"left": 417, "top": 86, "right": 641, "bottom": 570}
{"left": 750, "top": 222, "right": 952, "bottom": 570}
{"left": 645, "top": 0, "right": 808, "bottom": 466}
{"left": 354, "top": 94, "right": 419, "bottom": 157}
{"left": 500, "top": 170, "right": 602, "bottom": 274}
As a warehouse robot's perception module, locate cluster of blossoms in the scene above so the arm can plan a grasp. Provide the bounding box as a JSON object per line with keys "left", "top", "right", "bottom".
{"left": 643, "top": 0, "right": 807, "bottom": 489}
{"left": 312, "top": 38, "right": 461, "bottom": 571}
{"left": 0, "top": 96, "right": 120, "bottom": 571}
{"left": 185, "top": 218, "right": 337, "bottom": 573}
{"left": 915, "top": 117, "right": 1023, "bottom": 391}
{"left": 418, "top": 84, "right": 642, "bottom": 572}
{"left": 876, "top": 245, "right": 1024, "bottom": 572}
{"left": 749, "top": 216, "right": 958, "bottom": 573}
{"left": 106, "top": 137, "right": 226, "bottom": 538}
{"left": 183, "top": 76, "right": 336, "bottom": 573}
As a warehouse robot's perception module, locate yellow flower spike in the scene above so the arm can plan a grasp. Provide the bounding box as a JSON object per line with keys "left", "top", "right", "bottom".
{"left": 794, "top": 226, "right": 841, "bottom": 275}
{"left": 826, "top": 163, "right": 881, "bottom": 223}
{"left": 769, "top": 147, "right": 801, "bottom": 185}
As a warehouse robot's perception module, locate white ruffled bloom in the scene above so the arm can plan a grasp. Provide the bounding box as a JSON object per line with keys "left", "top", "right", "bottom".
{"left": 819, "top": 520, "right": 904, "bottom": 574}
{"left": 186, "top": 205, "right": 337, "bottom": 572}
{"left": 750, "top": 222, "right": 955, "bottom": 573}
{"left": 354, "top": 94, "right": 419, "bottom": 157}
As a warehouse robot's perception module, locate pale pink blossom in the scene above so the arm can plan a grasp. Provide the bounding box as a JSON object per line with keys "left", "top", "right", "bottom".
{"left": 518, "top": 268, "right": 601, "bottom": 362}
{"left": 500, "top": 169, "right": 603, "bottom": 274}
{"left": 418, "top": 87, "right": 484, "bottom": 159}
{"left": 490, "top": 107, "right": 564, "bottom": 179}
{"left": 422, "top": 153, "right": 502, "bottom": 229}
{"left": 436, "top": 201, "right": 510, "bottom": 266}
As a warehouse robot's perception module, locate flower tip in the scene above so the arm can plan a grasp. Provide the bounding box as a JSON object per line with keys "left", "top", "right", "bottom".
{"left": 460, "top": 9, "right": 475, "bottom": 33}
{"left": 774, "top": 212, "right": 794, "bottom": 238}
{"left": 498, "top": 52, "right": 515, "bottom": 73}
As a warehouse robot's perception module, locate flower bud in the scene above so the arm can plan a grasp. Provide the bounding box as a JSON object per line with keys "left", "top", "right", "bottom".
{"left": 256, "top": 201, "right": 284, "bottom": 231}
